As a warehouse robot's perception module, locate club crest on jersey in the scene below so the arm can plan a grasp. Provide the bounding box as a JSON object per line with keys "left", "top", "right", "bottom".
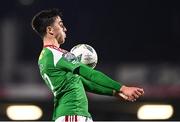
{"left": 62, "top": 52, "right": 79, "bottom": 64}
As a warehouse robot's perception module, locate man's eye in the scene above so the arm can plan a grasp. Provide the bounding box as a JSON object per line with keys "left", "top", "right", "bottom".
{"left": 60, "top": 24, "right": 64, "bottom": 27}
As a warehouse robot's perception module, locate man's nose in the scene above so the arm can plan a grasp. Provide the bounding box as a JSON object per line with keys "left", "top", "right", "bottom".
{"left": 63, "top": 26, "right": 67, "bottom": 31}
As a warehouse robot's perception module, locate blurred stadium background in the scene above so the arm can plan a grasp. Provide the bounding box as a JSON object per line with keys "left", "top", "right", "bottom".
{"left": 1, "top": 0, "right": 180, "bottom": 121}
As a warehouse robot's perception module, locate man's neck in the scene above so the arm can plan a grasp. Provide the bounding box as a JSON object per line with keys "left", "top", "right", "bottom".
{"left": 43, "top": 36, "right": 60, "bottom": 47}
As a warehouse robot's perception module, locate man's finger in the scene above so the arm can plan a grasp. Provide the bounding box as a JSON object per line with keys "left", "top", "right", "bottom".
{"left": 135, "top": 90, "right": 143, "bottom": 96}
{"left": 137, "top": 88, "right": 144, "bottom": 95}
{"left": 132, "top": 93, "right": 139, "bottom": 99}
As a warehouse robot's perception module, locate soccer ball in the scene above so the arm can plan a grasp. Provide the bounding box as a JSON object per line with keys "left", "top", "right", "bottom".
{"left": 70, "top": 44, "right": 98, "bottom": 69}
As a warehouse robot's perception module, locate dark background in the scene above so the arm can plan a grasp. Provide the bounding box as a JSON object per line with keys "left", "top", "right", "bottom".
{"left": 0, "top": 0, "right": 180, "bottom": 121}
{"left": 2, "top": 0, "right": 180, "bottom": 63}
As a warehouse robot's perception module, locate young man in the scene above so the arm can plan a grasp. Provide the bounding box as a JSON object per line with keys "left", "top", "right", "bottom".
{"left": 31, "top": 8, "right": 144, "bottom": 122}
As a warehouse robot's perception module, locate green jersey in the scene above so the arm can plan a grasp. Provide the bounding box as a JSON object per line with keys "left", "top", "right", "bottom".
{"left": 38, "top": 45, "right": 122, "bottom": 120}
{"left": 38, "top": 45, "right": 91, "bottom": 119}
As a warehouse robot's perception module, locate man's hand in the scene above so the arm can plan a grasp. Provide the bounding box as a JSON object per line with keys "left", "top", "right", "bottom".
{"left": 115, "top": 85, "right": 144, "bottom": 102}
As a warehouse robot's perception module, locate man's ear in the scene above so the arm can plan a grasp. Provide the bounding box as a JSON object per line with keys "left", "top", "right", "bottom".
{"left": 46, "top": 26, "right": 54, "bottom": 35}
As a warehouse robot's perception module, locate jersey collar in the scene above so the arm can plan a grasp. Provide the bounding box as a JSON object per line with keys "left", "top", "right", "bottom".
{"left": 44, "top": 45, "right": 63, "bottom": 52}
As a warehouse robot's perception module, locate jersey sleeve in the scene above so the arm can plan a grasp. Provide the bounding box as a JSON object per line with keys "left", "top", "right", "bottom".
{"left": 81, "top": 76, "right": 114, "bottom": 96}
{"left": 55, "top": 51, "right": 81, "bottom": 72}
{"left": 75, "top": 64, "right": 123, "bottom": 91}
{"left": 45, "top": 47, "right": 80, "bottom": 72}
{"left": 57, "top": 57, "right": 80, "bottom": 72}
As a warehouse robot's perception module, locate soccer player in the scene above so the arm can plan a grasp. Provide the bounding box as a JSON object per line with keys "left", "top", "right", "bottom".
{"left": 31, "top": 8, "right": 144, "bottom": 122}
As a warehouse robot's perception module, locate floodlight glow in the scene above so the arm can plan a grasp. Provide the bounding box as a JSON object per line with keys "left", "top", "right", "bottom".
{"left": 6, "top": 105, "right": 42, "bottom": 120}
{"left": 137, "top": 104, "right": 173, "bottom": 120}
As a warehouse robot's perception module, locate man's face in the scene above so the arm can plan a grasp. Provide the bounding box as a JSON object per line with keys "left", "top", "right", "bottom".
{"left": 51, "top": 16, "right": 67, "bottom": 44}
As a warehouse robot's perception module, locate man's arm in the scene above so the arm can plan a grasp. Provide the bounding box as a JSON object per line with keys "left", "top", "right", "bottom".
{"left": 56, "top": 56, "right": 144, "bottom": 101}
{"left": 75, "top": 64, "right": 144, "bottom": 101}
{"left": 76, "top": 64, "right": 122, "bottom": 91}
{"left": 81, "top": 76, "right": 115, "bottom": 96}
{"left": 81, "top": 76, "right": 142, "bottom": 101}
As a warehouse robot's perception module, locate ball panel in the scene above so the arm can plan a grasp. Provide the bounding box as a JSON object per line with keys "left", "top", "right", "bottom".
{"left": 70, "top": 44, "right": 98, "bottom": 69}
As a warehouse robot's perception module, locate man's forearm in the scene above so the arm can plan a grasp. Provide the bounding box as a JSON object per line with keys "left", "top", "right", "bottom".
{"left": 78, "top": 64, "right": 122, "bottom": 91}
{"left": 81, "top": 76, "right": 114, "bottom": 96}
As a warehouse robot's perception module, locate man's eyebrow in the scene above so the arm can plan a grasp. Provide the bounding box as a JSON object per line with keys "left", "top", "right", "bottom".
{"left": 59, "top": 20, "right": 63, "bottom": 24}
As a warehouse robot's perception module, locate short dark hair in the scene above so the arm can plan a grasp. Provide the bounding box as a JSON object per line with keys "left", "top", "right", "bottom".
{"left": 31, "top": 8, "right": 62, "bottom": 38}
